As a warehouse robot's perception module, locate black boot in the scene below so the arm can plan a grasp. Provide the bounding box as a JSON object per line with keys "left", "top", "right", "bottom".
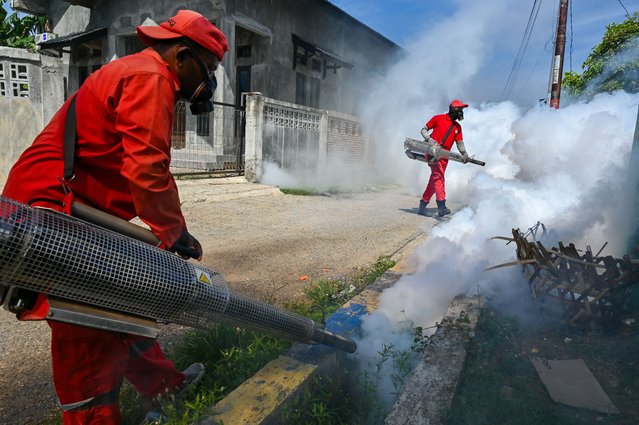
{"left": 418, "top": 199, "right": 428, "bottom": 215}
{"left": 436, "top": 200, "right": 451, "bottom": 217}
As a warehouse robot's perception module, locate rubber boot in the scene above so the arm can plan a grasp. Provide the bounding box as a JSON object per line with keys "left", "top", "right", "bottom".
{"left": 436, "top": 199, "right": 451, "bottom": 217}
{"left": 418, "top": 199, "right": 428, "bottom": 215}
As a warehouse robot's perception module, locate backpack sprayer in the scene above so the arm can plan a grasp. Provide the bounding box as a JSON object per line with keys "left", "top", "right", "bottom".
{"left": 0, "top": 196, "right": 356, "bottom": 353}
{"left": 404, "top": 137, "right": 485, "bottom": 166}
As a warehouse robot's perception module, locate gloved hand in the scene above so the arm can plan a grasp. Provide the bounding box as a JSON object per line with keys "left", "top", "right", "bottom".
{"left": 461, "top": 153, "right": 469, "bottom": 164}
{"left": 170, "top": 230, "right": 203, "bottom": 260}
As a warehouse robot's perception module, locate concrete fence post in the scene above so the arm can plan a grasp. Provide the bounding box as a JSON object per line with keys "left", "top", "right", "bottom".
{"left": 244, "top": 92, "right": 264, "bottom": 182}
{"left": 318, "top": 111, "right": 328, "bottom": 169}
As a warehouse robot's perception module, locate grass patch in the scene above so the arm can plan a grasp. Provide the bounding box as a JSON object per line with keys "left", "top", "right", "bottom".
{"left": 286, "top": 256, "right": 397, "bottom": 323}
{"left": 281, "top": 375, "right": 353, "bottom": 425}
{"left": 280, "top": 184, "right": 398, "bottom": 197}
{"left": 281, "top": 323, "right": 424, "bottom": 425}
{"left": 279, "top": 187, "right": 318, "bottom": 196}
{"left": 443, "top": 308, "right": 639, "bottom": 425}
{"left": 120, "top": 326, "right": 290, "bottom": 424}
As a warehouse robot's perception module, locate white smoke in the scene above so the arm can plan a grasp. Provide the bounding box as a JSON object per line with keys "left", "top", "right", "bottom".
{"left": 348, "top": 0, "right": 639, "bottom": 411}
{"left": 353, "top": 91, "right": 638, "bottom": 412}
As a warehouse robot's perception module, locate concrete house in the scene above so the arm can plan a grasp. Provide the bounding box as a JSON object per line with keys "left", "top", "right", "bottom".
{"left": 6, "top": 0, "right": 401, "bottom": 179}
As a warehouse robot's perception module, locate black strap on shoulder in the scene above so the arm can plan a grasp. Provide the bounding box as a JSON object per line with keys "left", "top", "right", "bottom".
{"left": 440, "top": 122, "right": 456, "bottom": 146}
{"left": 63, "top": 95, "right": 78, "bottom": 181}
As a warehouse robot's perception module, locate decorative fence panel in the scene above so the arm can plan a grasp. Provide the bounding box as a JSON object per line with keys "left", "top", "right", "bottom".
{"left": 262, "top": 102, "right": 321, "bottom": 173}
{"left": 242, "top": 93, "right": 371, "bottom": 182}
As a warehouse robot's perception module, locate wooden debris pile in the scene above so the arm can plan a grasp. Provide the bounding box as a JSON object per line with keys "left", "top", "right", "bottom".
{"left": 488, "top": 224, "right": 639, "bottom": 330}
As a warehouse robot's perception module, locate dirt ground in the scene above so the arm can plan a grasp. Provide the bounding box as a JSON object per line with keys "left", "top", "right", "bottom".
{"left": 0, "top": 177, "right": 440, "bottom": 424}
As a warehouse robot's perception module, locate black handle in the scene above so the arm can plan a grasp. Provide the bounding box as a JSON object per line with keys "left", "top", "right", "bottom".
{"left": 170, "top": 243, "right": 201, "bottom": 259}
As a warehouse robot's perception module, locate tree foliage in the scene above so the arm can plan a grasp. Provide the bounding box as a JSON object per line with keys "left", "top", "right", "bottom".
{"left": 564, "top": 12, "right": 639, "bottom": 97}
{"left": 0, "top": 0, "right": 47, "bottom": 51}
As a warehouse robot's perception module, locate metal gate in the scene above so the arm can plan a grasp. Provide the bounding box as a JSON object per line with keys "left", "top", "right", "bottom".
{"left": 170, "top": 100, "right": 245, "bottom": 175}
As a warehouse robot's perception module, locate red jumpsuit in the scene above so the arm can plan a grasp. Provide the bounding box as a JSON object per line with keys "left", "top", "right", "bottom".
{"left": 2, "top": 48, "right": 187, "bottom": 424}
{"left": 421, "top": 113, "right": 463, "bottom": 203}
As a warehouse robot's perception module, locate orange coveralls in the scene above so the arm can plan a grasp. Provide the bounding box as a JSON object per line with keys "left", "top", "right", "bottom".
{"left": 2, "top": 48, "right": 188, "bottom": 424}
{"left": 421, "top": 113, "right": 464, "bottom": 203}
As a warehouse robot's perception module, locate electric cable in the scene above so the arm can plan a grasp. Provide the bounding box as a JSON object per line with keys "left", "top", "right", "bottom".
{"left": 616, "top": 0, "right": 631, "bottom": 18}
{"left": 517, "top": 6, "right": 557, "bottom": 101}
{"left": 500, "top": 0, "right": 543, "bottom": 101}
{"left": 569, "top": 0, "right": 573, "bottom": 72}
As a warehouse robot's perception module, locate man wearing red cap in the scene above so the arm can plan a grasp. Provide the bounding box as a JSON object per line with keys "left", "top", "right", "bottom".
{"left": 2, "top": 10, "right": 228, "bottom": 424}
{"left": 418, "top": 100, "right": 470, "bottom": 217}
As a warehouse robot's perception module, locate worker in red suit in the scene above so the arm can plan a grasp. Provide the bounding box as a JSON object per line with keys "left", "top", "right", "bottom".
{"left": 2, "top": 10, "right": 228, "bottom": 424}
{"left": 418, "top": 100, "right": 470, "bottom": 217}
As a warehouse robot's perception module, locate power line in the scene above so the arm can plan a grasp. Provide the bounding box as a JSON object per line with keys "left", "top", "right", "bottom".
{"left": 500, "top": 0, "right": 543, "bottom": 101}
{"left": 617, "top": 0, "right": 631, "bottom": 18}
{"left": 569, "top": 0, "right": 573, "bottom": 72}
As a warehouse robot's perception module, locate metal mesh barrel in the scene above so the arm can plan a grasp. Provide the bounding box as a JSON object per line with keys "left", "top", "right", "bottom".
{"left": 0, "top": 196, "right": 322, "bottom": 345}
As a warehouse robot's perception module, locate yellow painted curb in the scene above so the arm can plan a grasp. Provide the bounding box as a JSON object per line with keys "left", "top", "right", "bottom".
{"left": 390, "top": 257, "right": 417, "bottom": 275}
{"left": 209, "top": 356, "right": 317, "bottom": 425}
{"left": 342, "top": 288, "right": 381, "bottom": 313}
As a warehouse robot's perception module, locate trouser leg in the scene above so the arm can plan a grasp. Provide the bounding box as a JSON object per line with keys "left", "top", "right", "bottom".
{"left": 123, "top": 335, "right": 185, "bottom": 398}
{"left": 49, "top": 321, "right": 127, "bottom": 425}
{"left": 422, "top": 168, "right": 437, "bottom": 202}
{"left": 431, "top": 160, "right": 448, "bottom": 201}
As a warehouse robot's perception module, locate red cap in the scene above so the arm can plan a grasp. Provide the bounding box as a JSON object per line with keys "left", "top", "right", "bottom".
{"left": 450, "top": 99, "right": 469, "bottom": 108}
{"left": 137, "top": 10, "right": 229, "bottom": 61}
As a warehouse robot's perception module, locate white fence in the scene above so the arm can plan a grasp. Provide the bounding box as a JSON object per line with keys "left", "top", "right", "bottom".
{"left": 244, "top": 93, "right": 370, "bottom": 182}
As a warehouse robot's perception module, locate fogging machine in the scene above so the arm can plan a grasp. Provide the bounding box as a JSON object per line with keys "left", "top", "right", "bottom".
{"left": 404, "top": 137, "right": 485, "bottom": 166}
{"left": 0, "top": 197, "right": 356, "bottom": 353}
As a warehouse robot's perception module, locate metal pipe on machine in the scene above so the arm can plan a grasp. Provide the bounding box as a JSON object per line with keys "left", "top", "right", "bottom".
{"left": 0, "top": 196, "right": 356, "bottom": 353}
{"left": 404, "top": 137, "right": 485, "bottom": 166}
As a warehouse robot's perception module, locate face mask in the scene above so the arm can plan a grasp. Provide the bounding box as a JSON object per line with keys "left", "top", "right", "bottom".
{"left": 183, "top": 44, "right": 217, "bottom": 115}
{"left": 449, "top": 107, "right": 464, "bottom": 121}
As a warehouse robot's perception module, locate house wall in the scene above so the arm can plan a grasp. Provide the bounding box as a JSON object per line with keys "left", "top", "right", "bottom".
{"left": 226, "top": 0, "right": 399, "bottom": 114}
{"left": 40, "top": 0, "right": 400, "bottom": 116}
{"left": 0, "top": 46, "right": 65, "bottom": 187}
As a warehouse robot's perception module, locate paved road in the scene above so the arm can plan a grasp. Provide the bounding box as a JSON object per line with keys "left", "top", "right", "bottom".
{"left": 0, "top": 177, "right": 441, "bottom": 424}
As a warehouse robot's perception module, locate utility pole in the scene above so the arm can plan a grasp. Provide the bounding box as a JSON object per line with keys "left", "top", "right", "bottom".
{"left": 548, "top": 0, "right": 569, "bottom": 108}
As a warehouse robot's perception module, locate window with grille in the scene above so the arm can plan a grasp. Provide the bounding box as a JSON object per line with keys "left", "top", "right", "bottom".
{"left": 237, "top": 45, "right": 252, "bottom": 58}
{"left": 309, "top": 77, "right": 320, "bottom": 108}
{"left": 10, "top": 63, "right": 29, "bottom": 98}
{"left": 295, "top": 73, "right": 306, "bottom": 105}
{"left": 0, "top": 64, "right": 5, "bottom": 97}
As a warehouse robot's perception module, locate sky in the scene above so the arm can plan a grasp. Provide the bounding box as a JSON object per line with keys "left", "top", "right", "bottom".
{"left": 330, "top": 0, "right": 635, "bottom": 105}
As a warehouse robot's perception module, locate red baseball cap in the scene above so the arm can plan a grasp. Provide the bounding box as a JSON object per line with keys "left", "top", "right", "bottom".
{"left": 137, "top": 10, "right": 229, "bottom": 61}
{"left": 450, "top": 99, "right": 469, "bottom": 108}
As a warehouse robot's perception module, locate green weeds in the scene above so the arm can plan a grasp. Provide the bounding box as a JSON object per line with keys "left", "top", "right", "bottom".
{"left": 281, "top": 332, "right": 421, "bottom": 425}
{"left": 120, "top": 326, "right": 290, "bottom": 424}
{"left": 41, "top": 256, "right": 399, "bottom": 425}
{"left": 287, "top": 256, "right": 397, "bottom": 323}
{"left": 279, "top": 187, "right": 318, "bottom": 196}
